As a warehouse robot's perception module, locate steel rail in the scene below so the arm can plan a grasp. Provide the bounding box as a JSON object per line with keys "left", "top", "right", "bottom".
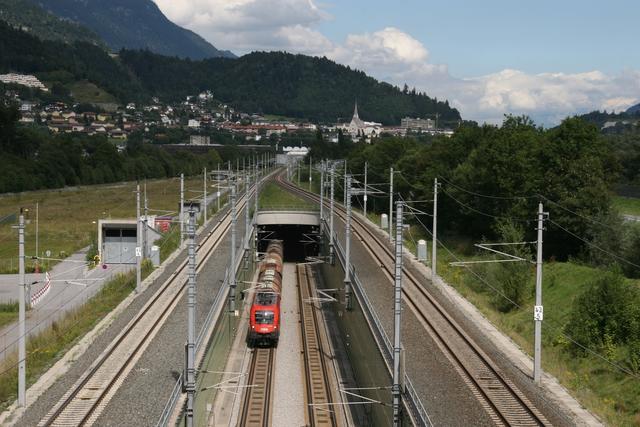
{"left": 238, "top": 348, "right": 275, "bottom": 427}
{"left": 274, "top": 172, "right": 550, "bottom": 427}
{"left": 38, "top": 194, "right": 250, "bottom": 427}
{"left": 297, "top": 264, "right": 337, "bottom": 426}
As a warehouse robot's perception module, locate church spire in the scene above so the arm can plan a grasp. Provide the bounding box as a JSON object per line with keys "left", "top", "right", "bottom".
{"left": 353, "top": 100, "right": 359, "bottom": 120}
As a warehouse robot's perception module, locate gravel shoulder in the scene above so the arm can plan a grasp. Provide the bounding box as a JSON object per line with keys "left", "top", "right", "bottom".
{"left": 11, "top": 198, "right": 249, "bottom": 427}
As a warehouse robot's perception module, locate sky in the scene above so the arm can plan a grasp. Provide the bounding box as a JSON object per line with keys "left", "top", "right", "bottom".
{"left": 152, "top": 0, "right": 640, "bottom": 126}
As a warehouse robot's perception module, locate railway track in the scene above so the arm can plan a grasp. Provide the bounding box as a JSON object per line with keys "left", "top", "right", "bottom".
{"left": 238, "top": 348, "right": 275, "bottom": 427}
{"left": 37, "top": 191, "right": 252, "bottom": 427}
{"left": 297, "top": 264, "right": 337, "bottom": 427}
{"left": 275, "top": 172, "right": 550, "bottom": 427}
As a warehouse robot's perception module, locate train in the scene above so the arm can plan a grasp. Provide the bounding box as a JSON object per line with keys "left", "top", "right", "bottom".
{"left": 247, "top": 240, "right": 283, "bottom": 347}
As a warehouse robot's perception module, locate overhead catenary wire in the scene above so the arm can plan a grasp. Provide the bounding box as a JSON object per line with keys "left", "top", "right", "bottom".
{"left": 548, "top": 218, "right": 640, "bottom": 271}
{"left": 411, "top": 213, "right": 640, "bottom": 380}
{"left": 441, "top": 187, "right": 532, "bottom": 223}
{"left": 438, "top": 176, "right": 538, "bottom": 200}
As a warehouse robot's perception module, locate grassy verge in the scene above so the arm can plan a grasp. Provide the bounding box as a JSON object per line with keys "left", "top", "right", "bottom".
{"left": 613, "top": 196, "right": 640, "bottom": 217}
{"left": 0, "top": 260, "right": 153, "bottom": 410}
{"left": 68, "top": 81, "right": 117, "bottom": 104}
{"left": 0, "top": 302, "right": 19, "bottom": 329}
{"left": 259, "top": 182, "right": 313, "bottom": 210}
{"left": 0, "top": 176, "right": 203, "bottom": 273}
{"left": 401, "top": 225, "right": 640, "bottom": 426}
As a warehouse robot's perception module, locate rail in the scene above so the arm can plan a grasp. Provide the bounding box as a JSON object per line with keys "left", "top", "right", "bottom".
{"left": 278, "top": 172, "right": 548, "bottom": 427}
{"left": 156, "top": 232, "right": 250, "bottom": 427}
{"left": 330, "top": 223, "right": 433, "bottom": 427}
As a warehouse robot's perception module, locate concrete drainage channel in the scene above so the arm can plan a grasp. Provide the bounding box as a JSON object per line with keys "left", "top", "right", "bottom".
{"left": 156, "top": 232, "right": 254, "bottom": 427}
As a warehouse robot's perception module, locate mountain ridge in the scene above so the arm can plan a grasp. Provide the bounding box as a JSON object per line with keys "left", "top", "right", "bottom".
{"left": 0, "top": 21, "right": 460, "bottom": 125}
{"left": 35, "top": 0, "right": 235, "bottom": 59}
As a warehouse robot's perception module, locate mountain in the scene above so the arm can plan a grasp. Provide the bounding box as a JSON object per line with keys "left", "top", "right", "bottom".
{"left": 120, "top": 50, "right": 461, "bottom": 125}
{"left": 0, "top": 20, "right": 142, "bottom": 101}
{"left": 0, "top": 21, "right": 460, "bottom": 124}
{"left": 627, "top": 103, "right": 640, "bottom": 114}
{"left": 0, "top": 0, "right": 103, "bottom": 45}
{"left": 35, "top": 0, "right": 235, "bottom": 60}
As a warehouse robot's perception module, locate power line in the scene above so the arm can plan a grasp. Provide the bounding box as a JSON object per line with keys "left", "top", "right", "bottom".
{"left": 548, "top": 219, "right": 640, "bottom": 271}
{"left": 441, "top": 188, "right": 532, "bottom": 223}
{"left": 438, "top": 176, "right": 537, "bottom": 200}
{"left": 410, "top": 214, "right": 640, "bottom": 379}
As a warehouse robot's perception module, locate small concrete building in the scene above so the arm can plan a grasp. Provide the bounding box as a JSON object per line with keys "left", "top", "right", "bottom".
{"left": 98, "top": 219, "right": 161, "bottom": 266}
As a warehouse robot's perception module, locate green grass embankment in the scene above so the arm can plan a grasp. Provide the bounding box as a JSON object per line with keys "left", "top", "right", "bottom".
{"left": 405, "top": 229, "right": 640, "bottom": 426}
{"left": 0, "top": 176, "right": 203, "bottom": 273}
{"left": 259, "top": 182, "right": 313, "bottom": 210}
{"left": 0, "top": 260, "right": 152, "bottom": 410}
{"left": 0, "top": 302, "right": 18, "bottom": 329}
{"left": 613, "top": 196, "right": 640, "bottom": 217}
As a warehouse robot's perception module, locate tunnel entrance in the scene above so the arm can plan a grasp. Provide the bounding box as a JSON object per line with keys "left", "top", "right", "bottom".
{"left": 257, "top": 224, "right": 320, "bottom": 262}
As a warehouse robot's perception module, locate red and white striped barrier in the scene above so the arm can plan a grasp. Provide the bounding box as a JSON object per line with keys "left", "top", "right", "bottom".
{"left": 31, "top": 271, "right": 51, "bottom": 306}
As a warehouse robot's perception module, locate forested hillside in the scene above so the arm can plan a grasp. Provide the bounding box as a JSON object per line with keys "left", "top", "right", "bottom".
{"left": 0, "top": 104, "right": 221, "bottom": 192}
{"left": 0, "top": 21, "right": 142, "bottom": 102}
{"left": 0, "top": 18, "right": 460, "bottom": 124}
{"left": 120, "top": 50, "right": 461, "bottom": 125}
{"left": 0, "top": 0, "right": 102, "bottom": 45}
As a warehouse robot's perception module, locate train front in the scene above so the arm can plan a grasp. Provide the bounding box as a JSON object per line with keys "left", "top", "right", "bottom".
{"left": 248, "top": 291, "right": 280, "bottom": 346}
{"left": 248, "top": 241, "right": 283, "bottom": 347}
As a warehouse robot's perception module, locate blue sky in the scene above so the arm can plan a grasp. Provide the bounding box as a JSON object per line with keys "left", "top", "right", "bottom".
{"left": 154, "top": 0, "right": 640, "bottom": 125}
{"left": 318, "top": 0, "right": 640, "bottom": 77}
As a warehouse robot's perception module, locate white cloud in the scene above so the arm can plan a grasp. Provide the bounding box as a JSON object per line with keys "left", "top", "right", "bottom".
{"left": 153, "top": 0, "right": 330, "bottom": 52}
{"left": 153, "top": 1, "right": 640, "bottom": 125}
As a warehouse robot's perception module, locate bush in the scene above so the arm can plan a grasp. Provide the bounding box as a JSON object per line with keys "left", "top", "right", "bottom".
{"left": 488, "top": 221, "right": 532, "bottom": 312}
{"left": 565, "top": 270, "right": 640, "bottom": 355}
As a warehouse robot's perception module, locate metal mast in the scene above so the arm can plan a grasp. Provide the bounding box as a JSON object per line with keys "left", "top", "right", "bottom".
{"left": 180, "top": 173, "right": 184, "bottom": 248}
{"left": 329, "top": 164, "right": 335, "bottom": 265}
{"left": 363, "top": 161, "right": 368, "bottom": 218}
{"left": 184, "top": 207, "right": 197, "bottom": 426}
{"left": 229, "top": 184, "right": 237, "bottom": 312}
{"left": 344, "top": 175, "right": 352, "bottom": 310}
{"left": 534, "top": 202, "right": 546, "bottom": 383}
{"left": 136, "top": 184, "right": 141, "bottom": 293}
{"left": 392, "top": 200, "right": 404, "bottom": 426}
{"left": 17, "top": 209, "right": 26, "bottom": 407}
{"left": 431, "top": 178, "right": 438, "bottom": 282}
{"left": 389, "top": 167, "right": 394, "bottom": 243}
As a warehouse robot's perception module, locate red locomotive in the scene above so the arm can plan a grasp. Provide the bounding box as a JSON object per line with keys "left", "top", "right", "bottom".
{"left": 247, "top": 240, "right": 283, "bottom": 347}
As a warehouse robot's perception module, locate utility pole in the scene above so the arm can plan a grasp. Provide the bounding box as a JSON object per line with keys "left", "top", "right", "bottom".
{"left": 392, "top": 200, "right": 404, "bottom": 427}
{"left": 143, "top": 182, "right": 148, "bottom": 259}
{"left": 343, "top": 159, "right": 347, "bottom": 206}
{"left": 136, "top": 184, "right": 141, "bottom": 293}
{"left": 180, "top": 173, "right": 184, "bottom": 248}
{"left": 363, "top": 161, "right": 368, "bottom": 218}
{"left": 431, "top": 178, "right": 438, "bottom": 282}
{"left": 254, "top": 159, "right": 259, "bottom": 219}
{"left": 35, "top": 202, "right": 39, "bottom": 272}
{"left": 309, "top": 156, "right": 312, "bottom": 191}
{"left": 184, "top": 207, "right": 196, "bottom": 427}
{"left": 203, "top": 167, "right": 207, "bottom": 224}
{"left": 319, "top": 161, "right": 324, "bottom": 223}
{"left": 229, "top": 184, "right": 237, "bottom": 313}
{"left": 216, "top": 163, "right": 221, "bottom": 211}
{"left": 244, "top": 170, "right": 250, "bottom": 269}
{"left": 389, "top": 167, "right": 394, "bottom": 243}
{"left": 297, "top": 160, "right": 300, "bottom": 186}
{"left": 329, "top": 165, "right": 335, "bottom": 265}
{"left": 344, "top": 175, "right": 352, "bottom": 310}
{"left": 534, "top": 202, "right": 546, "bottom": 383}
{"left": 17, "top": 209, "right": 26, "bottom": 407}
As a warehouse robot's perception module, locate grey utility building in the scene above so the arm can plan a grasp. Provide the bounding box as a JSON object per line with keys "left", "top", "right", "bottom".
{"left": 97, "top": 219, "right": 161, "bottom": 265}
